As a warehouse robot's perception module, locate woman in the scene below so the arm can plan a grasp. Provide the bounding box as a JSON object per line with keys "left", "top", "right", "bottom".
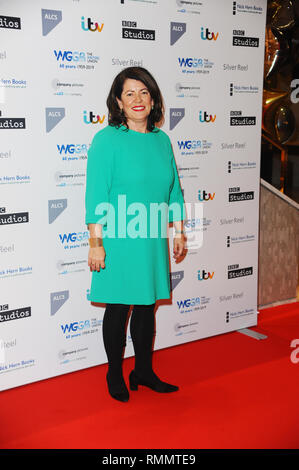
{"left": 85, "top": 67, "right": 186, "bottom": 402}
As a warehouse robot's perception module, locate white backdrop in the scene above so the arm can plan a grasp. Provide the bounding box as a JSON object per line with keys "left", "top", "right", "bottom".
{"left": 0, "top": 0, "right": 267, "bottom": 391}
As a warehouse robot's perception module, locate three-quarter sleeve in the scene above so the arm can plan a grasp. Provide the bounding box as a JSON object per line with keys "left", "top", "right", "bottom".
{"left": 168, "top": 143, "right": 186, "bottom": 223}
{"left": 85, "top": 132, "right": 114, "bottom": 225}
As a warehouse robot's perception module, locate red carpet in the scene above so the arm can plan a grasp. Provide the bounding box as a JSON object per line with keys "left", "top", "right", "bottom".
{"left": 1, "top": 301, "right": 299, "bottom": 449}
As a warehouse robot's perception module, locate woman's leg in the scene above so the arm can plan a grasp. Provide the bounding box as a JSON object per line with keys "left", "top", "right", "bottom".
{"left": 129, "top": 303, "right": 156, "bottom": 379}
{"left": 102, "top": 303, "right": 131, "bottom": 400}
{"left": 129, "top": 303, "right": 179, "bottom": 392}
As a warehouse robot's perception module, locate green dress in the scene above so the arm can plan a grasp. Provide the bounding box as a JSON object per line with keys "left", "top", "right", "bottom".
{"left": 85, "top": 124, "right": 185, "bottom": 305}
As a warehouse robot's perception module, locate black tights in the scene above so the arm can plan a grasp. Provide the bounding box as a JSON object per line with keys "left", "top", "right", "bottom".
{"left": 102, "top": 303, "right": 156, "bottom": 380}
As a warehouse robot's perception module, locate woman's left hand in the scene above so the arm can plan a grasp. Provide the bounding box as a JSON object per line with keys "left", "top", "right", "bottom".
{"left": 173, "top": 233, "right": 185, "bottom": 260}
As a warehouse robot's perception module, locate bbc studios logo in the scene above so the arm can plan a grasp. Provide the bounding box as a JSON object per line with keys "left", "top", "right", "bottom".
{"left": 122, "top": 20, "right": 155, "bottom": 40}
{"left": 0, "top": 206, "right": 29, "bottom": 225}
{"left": 232, "top": 29, "right": 259, "bottom": 47}
{"left": 0, "top": 15, "right": 21, "bottom": 30}
{"left": 0, "top": 111, "right": 26, "bottom": 130}
{"left": 228, "top": 186, "right": 254, "bottom": 202}
{"left": 0, "top": 304, "right": 31, "bottom": 323}
{"left": 227, "top": 263, "right": 253, "bottom": 279}
{"left": 230, "top": 110, "right": 256, "bottom": 126}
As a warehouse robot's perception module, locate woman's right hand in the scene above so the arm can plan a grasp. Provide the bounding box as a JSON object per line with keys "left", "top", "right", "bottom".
{"left": 88, "top": 247, "right": 106, "bottom": 272}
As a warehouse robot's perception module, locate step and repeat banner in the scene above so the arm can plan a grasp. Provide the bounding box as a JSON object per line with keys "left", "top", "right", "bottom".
{"left": 0, "top": 0, "right": 266, "bottom": 391}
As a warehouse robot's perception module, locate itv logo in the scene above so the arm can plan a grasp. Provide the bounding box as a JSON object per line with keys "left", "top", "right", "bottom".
{"left": 83, "top": 111, "right": 105, "bottom": 124}
{"left": 81, "top": 16, "right": 104, "bottom": 32}
{"left": 200, "top": 27, "right": 219, "bottom": 41}
{"left": 198, "top": 190, "right": 215, "bottom": 201}
{"left": 197, "top": 269, "right": 214, "bottom": 281}
{"left": 199, "top": 110, "right": 216, "bottom": 123}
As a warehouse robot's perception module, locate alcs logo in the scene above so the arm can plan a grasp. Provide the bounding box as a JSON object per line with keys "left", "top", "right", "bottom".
{"left": 81, "top": 16, "right": 104, "bottom": 32}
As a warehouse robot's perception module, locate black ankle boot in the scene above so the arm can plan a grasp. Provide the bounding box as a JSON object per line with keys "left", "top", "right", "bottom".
{"left": 129, "top": 370, "right": 179, "bottom": 393}
{"left": 106, "top": 370, "right": 129, "bottom": 402}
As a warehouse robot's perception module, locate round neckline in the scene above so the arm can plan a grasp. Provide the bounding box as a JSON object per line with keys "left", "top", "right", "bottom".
{"left": 119, "top": 124, "right": 157, "bottom": 135}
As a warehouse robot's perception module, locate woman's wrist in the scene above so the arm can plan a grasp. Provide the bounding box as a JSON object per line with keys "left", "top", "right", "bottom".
{"left": 89, "top": 237, "right": 103, "bottom": 248}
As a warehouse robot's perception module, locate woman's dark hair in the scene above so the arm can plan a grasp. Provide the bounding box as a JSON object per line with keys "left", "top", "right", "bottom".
{"left": 106, "top": 67, "right": 164, "bottom": 132}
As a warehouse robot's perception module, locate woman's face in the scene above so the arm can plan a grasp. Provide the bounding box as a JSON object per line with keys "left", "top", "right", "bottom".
{"left": 116, "top": 78, "right": 154, "bottom": 124}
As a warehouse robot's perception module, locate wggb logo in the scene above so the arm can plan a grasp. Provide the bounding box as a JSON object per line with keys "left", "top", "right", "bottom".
{"left": 57, "top": 144, "right": 89, "bottom": 156}
{"left": 177, "top": 138, "right": 212, "bottom": 156}
{"left": 178, "top": 57, "right": 214, "bottom": 75}
{"left": 177, "top": 140, "right": 202, "bottom": 151}
{"left": 53, "top": 50, "right": 100, "bottom": 71}
{"left": 59, "top": 231, "right": 89, "bottom": 246}
{"left": 61, "top": 320, "right": 90, "bottom": 334}
{"left": 184, "top": 218, "right": 202, "bottom": 230}
{"left": 178, "top": 58, "right": 204, "bottom": 68}
{"left": 54, "top": 50, "right": 86, "bottom": 62}
{"left": 177, "top": 297, "right": 201, "bottom": 310}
